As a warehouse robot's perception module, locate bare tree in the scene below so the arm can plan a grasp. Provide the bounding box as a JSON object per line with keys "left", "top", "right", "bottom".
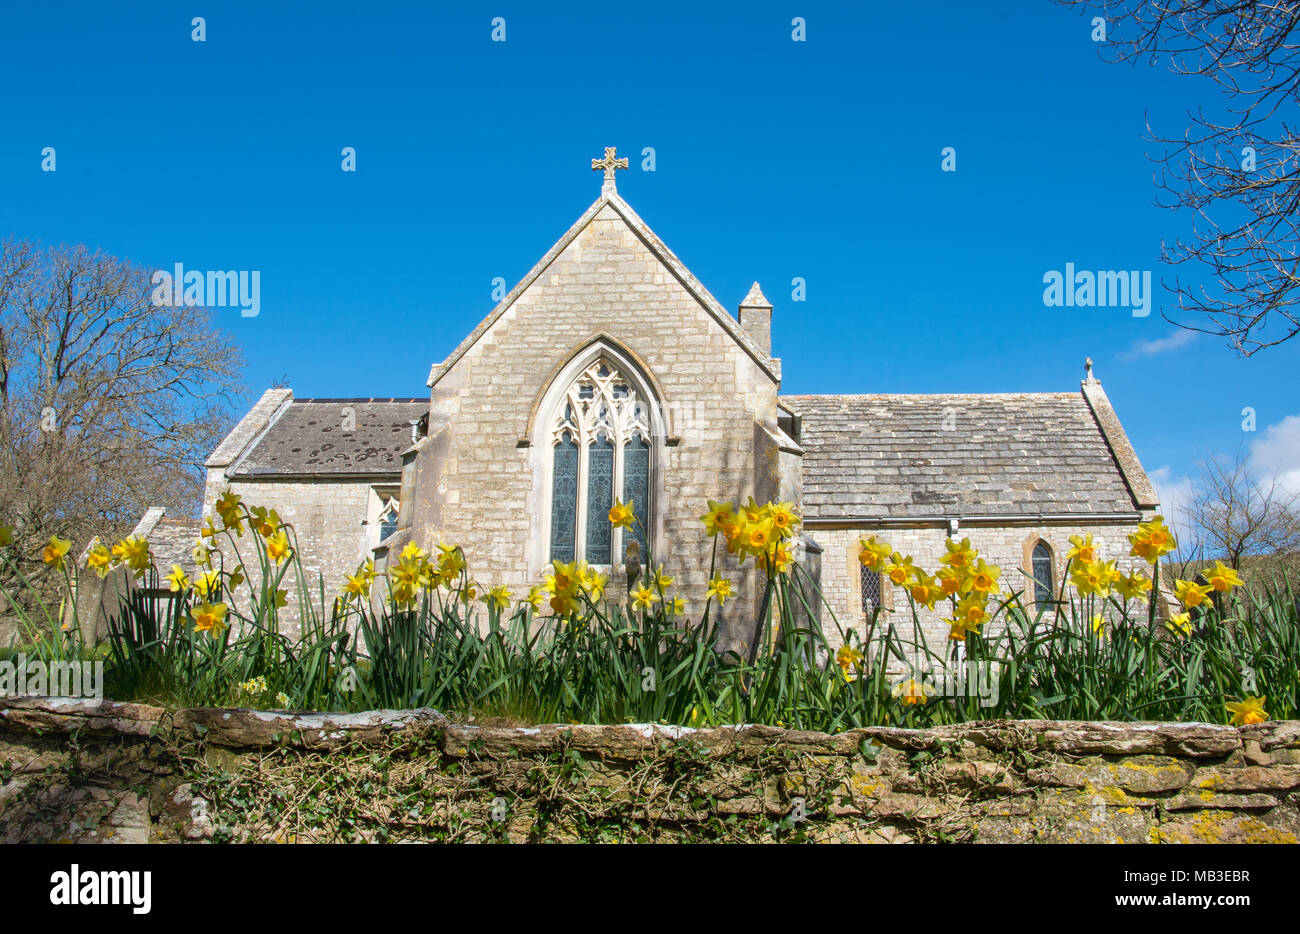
{"left": 0, "top": 238, "right": 244, "bottom": 595}
{"left": 1066, "top": 1, "right": 1300, "bottom": 354}
{"left": 1186, "top": 447, "right": 1300, "bottom": 567}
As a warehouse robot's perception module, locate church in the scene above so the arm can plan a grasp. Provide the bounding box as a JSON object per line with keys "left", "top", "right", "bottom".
{"left": 183, "top": 149, "right": 1159, "bottom": 651}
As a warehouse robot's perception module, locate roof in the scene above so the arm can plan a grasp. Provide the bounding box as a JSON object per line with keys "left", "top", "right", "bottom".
{"left": 427, "top": 188, "right": 780, "bottom": 388}
{"left": 226, "top": 397, "right": 427, "bottom": 478}
{"left": 780, "top": 391, "right": 1143, "bottom": 521}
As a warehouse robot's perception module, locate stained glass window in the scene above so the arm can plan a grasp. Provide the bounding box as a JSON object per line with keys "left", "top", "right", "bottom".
{"left": 550, "top": 433, "right": 578, "bottom": 563}
{"left": 585, "top": 435, "right": 614, "bottom": 561}
{"left": 548, "top": 357, "right": 653, "bottom": 564}
{"left": 1032, "top": 541, "right": 1053, "bottom": 604}
{"left": 622, "top": 435, "right": 649, "bottom": 560}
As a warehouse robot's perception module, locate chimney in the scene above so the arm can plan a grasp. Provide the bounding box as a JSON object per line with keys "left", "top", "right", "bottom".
{"left": 738, "top": 282, "right": 773, "bottom": 356}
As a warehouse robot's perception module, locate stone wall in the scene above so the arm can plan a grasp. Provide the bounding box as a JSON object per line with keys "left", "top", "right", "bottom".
{"left": 1, "top": 697, "right": 1295, "bottom": 844}
{"left": 812, "top": 519, "right": 1148, "bottom": 650}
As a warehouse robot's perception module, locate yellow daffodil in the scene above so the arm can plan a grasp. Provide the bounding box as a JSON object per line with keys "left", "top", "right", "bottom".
{"left": 112, "top": 535, "right": 151, "bottom": 578}
{"left": 666, "top": 596, "right": 685, "bottom": 616}
{"left": 226, "top": 566, "right": 244, "bottom": 591}
{"left": 907, "top": 570, "right": 945, "bottom": 609}
{"left": 884, "top": 553, "right": 916, "bottom": 587}
{"left": 86, "top": 542, "right": 113, "bottom": 579}
{"left": 1202, "top": 560, "right": 1244, "bottom": 593}
{"left": 1091, "top": 615, "right": 1109, "bottom": 639}
{"left": 936, "top": 566, "right": 963, "bottom": 596}
{"left": 483, "top": 584, "right": 511, "bottom": 611}
{"left": 652, "top": 565, "right": 674, "bottom": 589}
{"left": 1115, "top": 569, "right": 1152, "bottom": 602}
{"left": 1071, "top": 559, "right": 1116, "bottom": 597}
{"left": 858, "top": 536, "right": 893, "bottom": 571}
{"left": 631, "top": 585, "right": 659, "bottom": 611}
{"left": 249, "top": 505, "right": 282, "bottom": 539}
{"left": 1174, "top": 579, "right": 1212, "bottom": 609}
{"left": 1226, "top": 696, "right": 1268, "bottom": 726}
{"left": 192, "top": 569, "right": 220, "bottom": 598}
{"left": 214, "top": 491, "right": 244, "bottom": 534}
{"left": 1067, "top": 533, "right": 1099, "bottom": 564}
{"left": 525, "top": 585, "right": 545, "bottom": 612}
{"left": 1129, "top": 515, "right": 1176, "bottom": 564}
{"left": 343, "top": 570, "right": 371, "bottom": 600}
{"left": 192, "top": 540, "right": 213, "bottom": 567}
{"left": 608, "top": 499, "right": 636, "bottom": 530}
{"left": 892, "top": 677, "right": 930, "bottom": 706}
{"left": 836, "top": 644, "right": 865, "bottom": 681}
{"left": 963, "top": 559, "right": 1002, "bottom": 596}
{"left": 164, "top": 564, "right": 190, "bottom": 592}
{"left": 767, "top": 501, "right": 800, "bottom": 536}
{"left": 42, "top": 535, "right": 72, "bottom": 570}
{"left": 706, "top": 575, "right": 733, "bottom": 605}
{"left": 1165, "top": 612, "right": 1192, "bottom": 637}
{"left": 940, "top": 537, "right": 976, "bottom": 570}
{"left": 191, "top": 602, "right": 229, "bottom": 637}
{"left": 699, "top": 500, "right": 735, "bottom": 537}
{"left": 265, "top": 530, "right": 292, "bottom": 566}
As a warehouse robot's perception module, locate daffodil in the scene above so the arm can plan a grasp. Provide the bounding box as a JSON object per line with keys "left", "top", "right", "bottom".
{"left": 483, "top": 584, "right": 511, "bottom": 612}
{"left": 525, "top": 585, "right": 545, "bottom": 612}
{"left": 214, "top": 491, "right": 244, "bottom": 534}
{"left": 836, "top": 645, "right": 865, "bottom": 681}
{"left": 265, "top": 530, "right": 292, "bottom": 566}
{"left": 652, "top": 565, "right": 674, "bottom": 589}
{"left": 1067, "top": 533, "right": 1099, "bottom": 564}
{"left": 891, "top": 677, "right": 930, "bottom": 706}
{"left": 1226, "top": 696, "right": 1268, "bottom": 726}
{"left": 858, "top": 536, "right": 893, "bottom": 571}
{"left": 249, "top": 505, "right": 282, "bottom": 539}
{"left": 940, "top": 537, "right": 976, "bottom": 570}
{"left": 42, "top": 535, "right": 72, "bottom": 570}
{"left": 963, "top": 559, "right": 1002, "bottom": 596}
{"left": 1091, "top": 615, "right": 1108, "bottom": 639}
{"left": 884, "top": 553, "right": 916, "bottom": 587}
{"left": 706, "top": 575, "right": 733, "bottom": 605}
{"left": 164, "top": 564, "right": 190, "bottom": 592}
{"left": 767, "top": 501, "right": 800, "bottom": 536}
{"left": 666, "top": 596, "right": 685, "bottom": 616}
{"left": 86, "top": 543, "right": 113, "bottom": 579}
{"left": 1129, "top": 516, "right": 1176, "bottom": 564}
{"left": 608, "top": 498, "right": 636, "bottom": 530}
{"left": 631, "top": 585, "right": 659, "bottom": 611}
{"left": 1115, "top": 569, "right": 1152, "bottom": 602}
{"left": 113, "top": 535, "right": 151, "bottom": 578}
{"left": 1202, "top": 560, "right": 1244, "bottom": 593}
{"left": 192, "top": 569, "right": 220, "bottom": 598}
{"left": 1174, "top": 579, "right": 1212, "bottom": 610}
{"left": 907, "top": 571, "right": 945, "bottom": 609}
{"left": 936, "top": 566, "right": 963, "bottom": 596}
{"left": 699, "top": 500, "right": 735, "bottom": 538}
{"left": 1165, "top": 612, "right": 1192, "bottom": 637}
{"left": 191, "top": 602, "right": 229, "bottom": 637}
{"left": 1071, "top": 559, "right": 1116, "bottom": 597}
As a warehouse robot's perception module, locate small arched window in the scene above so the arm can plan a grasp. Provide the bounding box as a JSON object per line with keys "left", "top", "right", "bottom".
{"left": 860, "top": 563, "right": 882, "bottom": 616}
{"left": 377, "top": 497, "right": 400, "bottom": 544}
{"left": 1032, "top": 540, "right": 1054, "bottom": 604}
{"left": 548, "top": 358, "right": 652, "bottom": 565}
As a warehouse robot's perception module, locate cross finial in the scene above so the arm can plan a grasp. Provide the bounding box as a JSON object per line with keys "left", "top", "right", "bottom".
{"left": 591, "top": 146, "right": 629, "bottom": 193}
{"left": 1084, "top": 357, "right": 1096, "bottom": 382}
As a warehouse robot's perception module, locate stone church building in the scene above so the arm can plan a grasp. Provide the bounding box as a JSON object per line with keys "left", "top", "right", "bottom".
{"left": 186, "top": 150, "right": 1159, "bottom": 651}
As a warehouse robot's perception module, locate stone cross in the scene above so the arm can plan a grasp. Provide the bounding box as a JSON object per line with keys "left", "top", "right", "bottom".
{"left": 592, "top": 147, "right": 629, "bottom": 192}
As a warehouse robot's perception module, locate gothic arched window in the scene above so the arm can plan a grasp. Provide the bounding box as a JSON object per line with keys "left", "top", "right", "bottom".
{"left": 1031, "top": 540, "right": 1054, "bottom": 604}
{"left": 548, "top": 359, "right": 652, "bottom": 564}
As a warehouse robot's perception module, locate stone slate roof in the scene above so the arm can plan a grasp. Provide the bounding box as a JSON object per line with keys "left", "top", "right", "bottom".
{"left": 228, "top": 398, "right": 427, "bottom": 478}
{"left": 779, "top": 392, "right": 1139, "bottom": 521}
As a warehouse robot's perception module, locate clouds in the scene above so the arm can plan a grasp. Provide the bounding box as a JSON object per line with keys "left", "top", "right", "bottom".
{"left": 1118, "top": 328, "right": 1197, "bottom": 362}
{"left": 1149, "top": 465, "right": 1197, "bottom": 537}
{"left": 1249, "top": 414, "right": 1300, "bottom": 497}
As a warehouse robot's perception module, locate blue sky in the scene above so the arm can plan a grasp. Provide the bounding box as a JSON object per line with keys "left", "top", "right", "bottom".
{"left": 3, "top": 1, "right": 1298, "bottom": 518}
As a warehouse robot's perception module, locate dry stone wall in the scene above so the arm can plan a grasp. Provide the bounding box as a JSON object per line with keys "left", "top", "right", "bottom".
{"left": 1, "top": 698, "right": 1295, "bottom": 844}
